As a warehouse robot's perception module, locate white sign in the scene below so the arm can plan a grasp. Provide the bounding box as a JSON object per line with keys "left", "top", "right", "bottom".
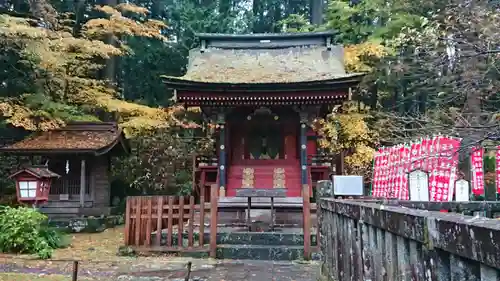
{"left": 333, "top": 175, "right": 363, "bottom": 196}
{"left": 409, "top": 170, "right": 429, "bottom": 201}
{"left": 455, "top": 179, "right": 470, "bottom": 202}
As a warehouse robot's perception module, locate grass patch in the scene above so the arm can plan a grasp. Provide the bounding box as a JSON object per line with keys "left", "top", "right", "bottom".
{"left": 52, "top": 226, "right": 125, "bottom": 261}
{"left": 0, "top": 226, "right": 179, "bottom": 275}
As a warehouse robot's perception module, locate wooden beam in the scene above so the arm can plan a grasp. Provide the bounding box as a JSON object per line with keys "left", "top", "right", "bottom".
{"left": 209, "top": 184, "right": 218, "bottom": 258}
{"left": 339, "top": 150, "right": 345, "bottom": 175}
{"left": 300, "top": 114, "right": 308, "bottom": 185}
{"left": 218, "top": 113, "right": 226, "bottom": 193}
{"left": 303, "top": 184, "right": 311, "bottom": 260}
{"left": 80, "top": 159, "right": 86, "bottom": 207}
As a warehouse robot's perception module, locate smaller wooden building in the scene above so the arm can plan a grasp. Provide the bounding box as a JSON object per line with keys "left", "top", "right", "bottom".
{"left": 0, "top": 122, "right": 130, "bottom": 217}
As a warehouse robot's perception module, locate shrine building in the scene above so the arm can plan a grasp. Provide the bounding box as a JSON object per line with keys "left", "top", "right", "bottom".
{"left": 163, "top": 31, "right": 364, "bottom": 217}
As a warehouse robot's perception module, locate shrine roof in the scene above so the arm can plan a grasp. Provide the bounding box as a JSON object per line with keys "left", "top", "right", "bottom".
{"left": 0, "top": 122, "right": 130, "bottom": 156}
{"left": 9, "top": 165, "right": 60, "bottom": 179}
{"left": 163, "top": 31, "right": 365, "bottom": 91}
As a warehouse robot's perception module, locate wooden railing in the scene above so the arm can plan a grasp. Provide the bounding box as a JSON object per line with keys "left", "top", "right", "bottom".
{"left": 307, "top": 154, "right": 335, "bottom": 167}
{"left": 124, "top": 185, "right": 219, "bottom": 257}
{"left": 318, "top": 199, "right": 500, "bottom": 280}
{"left": 195, "top": 155, "right": 218, "bottom": 168}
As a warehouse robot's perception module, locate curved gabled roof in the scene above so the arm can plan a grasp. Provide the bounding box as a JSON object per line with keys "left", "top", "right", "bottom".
{"left": 0, "top": 122, "right": 130, "bottom": 156}
{"left": 163, "top": 31, "right": 365, "bottom": 92}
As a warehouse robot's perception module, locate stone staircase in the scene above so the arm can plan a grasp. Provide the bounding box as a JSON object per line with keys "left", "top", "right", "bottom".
{"left": 153, "top": 220, "right": 319, "bottom": 261}
{"left": 214, "top": 228, "right": 318, "bottom": 260}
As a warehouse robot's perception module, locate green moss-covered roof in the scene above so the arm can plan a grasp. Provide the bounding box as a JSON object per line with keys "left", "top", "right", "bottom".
{"left": 165, "top": 45, "right": 362, "bottom": 84}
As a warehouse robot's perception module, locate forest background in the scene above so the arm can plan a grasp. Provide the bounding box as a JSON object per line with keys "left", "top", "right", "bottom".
{"left": 1, "top": 0, "right": 500, "bottom": 201}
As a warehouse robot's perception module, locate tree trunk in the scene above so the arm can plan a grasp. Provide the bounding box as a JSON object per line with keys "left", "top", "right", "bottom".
{"left": 104, "top": 0, "right": 118, "bottom": 90}
{"left": 369, "top": 83, "right": 378, "bottom": 109}
{"left": 150, "top": 0, "right": 162, "bottom": 19}
{"left": 272, "top": 3, "right": 282, "bottom": 32}
{"left": 72, "top": 0, "right": 86, "bottom": 37}
{"left": 310, "top": 0, "right": 323, "bottom": 25}
{"left": 219, "top": 0, "right": 230, "bottom": 14}
{"left": 252, "top": 0, "right": 260, "bottom": 33}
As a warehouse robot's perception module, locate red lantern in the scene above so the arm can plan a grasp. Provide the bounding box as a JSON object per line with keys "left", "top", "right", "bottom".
{"left": 9, "top": 165, "right": 60, "bottom": 206}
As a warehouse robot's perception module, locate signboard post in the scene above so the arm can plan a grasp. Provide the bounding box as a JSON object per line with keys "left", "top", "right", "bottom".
{"left": 409, "top": 170, "right": 429, "bottom": 201}
{"left": 332, "top": 175, "right": 364, "bottom": 196}
{"left": 454, "top": 179, "right": 470, "bottom": 202}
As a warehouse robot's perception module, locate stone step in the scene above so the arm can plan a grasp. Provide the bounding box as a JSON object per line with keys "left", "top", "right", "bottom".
{"left": 216, "top": 230, "right": 318, "bottom": 246}
{"left": 154, "top": 230, "right": 318, "bottom": 247}
{"left": 216, "top": 244, "right": 304, "bottom": 261}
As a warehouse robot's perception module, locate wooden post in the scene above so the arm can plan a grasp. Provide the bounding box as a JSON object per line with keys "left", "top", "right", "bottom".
{"left": 155, "top": 196, "right": 164, "bottom": 246}
{"left": 80, "top": 159, "right": 86, "bottom": 207}
{"left": 178, "top": 196, "right": 185, "bottom": 247}
{"left": 339, "top": 150, "right": 345, "bottom": 175}
{"left": 303, "top": 184, "right": 311, "bottom": 260}
{"left": 145, "top": 197, "right": 153, "bottom": 246}
{"left": 124, "top": 197, "right": 131, "bottom": 245}
{"left": 209, "top": 184, "right": 218, "bottom": 258}
{"left": 72, "top": 260, "right": 79, "bottom": 281}
{"left": 218, "top": 113, "right": 226, "bottom": 196}
{"left": 299, "top": 114, "right": 308, "bottom": 186}
{"left": 134, "top": 197, "right": 142, "bottom": 246}
{"left": 167, "top": 196, "right": 174, "bottom": 247}
{"left": 199, "top": 195, "right": 205, "bottom": 247}
{"left": 188, "top": 196, "right": 195, "bottom": 247}
{"left": 191, "top": 154, "right": 197, "bottom": 195}
{"left": 315, "top": 182, "right": 321, "bottom": 250}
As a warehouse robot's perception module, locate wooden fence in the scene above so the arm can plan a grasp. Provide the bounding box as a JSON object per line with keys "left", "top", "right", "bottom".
{"left": 318, "top": 199, "right": 500, "bottom": 281}
{"left": 124, "top": 185, "right": 218, "bottom": 257}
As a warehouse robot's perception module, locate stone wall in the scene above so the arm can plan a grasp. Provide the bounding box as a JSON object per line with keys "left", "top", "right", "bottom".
{"left": 318, "top": 199, "right": 500, "bottom": 281}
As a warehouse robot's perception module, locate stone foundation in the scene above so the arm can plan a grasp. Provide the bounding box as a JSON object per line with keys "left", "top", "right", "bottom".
{"left": 49, "top": 214, "right": 124, "bottom": 233}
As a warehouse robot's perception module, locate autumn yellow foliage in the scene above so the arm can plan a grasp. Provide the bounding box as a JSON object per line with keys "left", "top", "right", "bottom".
{"left": 314, "top": 102, "right": 378, "bottom": 175}
{"left": 0, "top": 5, "right": 182, "bottom": 137}
{"left": 84, "top": 5, "right": 166, "bottom": 44}
{"left": 312, "top": 41, "right": 385, "bottom": 175}
{"left": 344, "top": 41, "right": 388, "bottom": 72}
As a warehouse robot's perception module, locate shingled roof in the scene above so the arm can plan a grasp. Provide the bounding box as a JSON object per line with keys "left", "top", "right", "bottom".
{"left": 9, "top": 165, "right": 60, "bottom": 179}
{"left": 163, "top": 31, "right": 365, "bottom": 90}
{"left": 0, "top": 122, "right": 130, "bottom": 156}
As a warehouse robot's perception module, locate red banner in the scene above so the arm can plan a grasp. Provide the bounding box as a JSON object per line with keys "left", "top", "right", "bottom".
{"left": 447, "top": 138, "right": 461, "bottom": 201}
{"left": 372, "top": 148, "right": 382, "bottom": 197}
{"left": 372, "top": 147, "right": 389, "bottom": 198}
{"left": 372, "top": 136, "right": 461, "bottom": 201}
{"left": 399, "top": 145, "right": 410, "bottom": 200}
{"left": 433, "top": 137, "right": 459, "bottom": 201}
{"left": 496, "top": 146, "right": 500, "bottom": 194}
{"left": 381, "top": 148, "right": 389, "bottom": 197}
{"left": 471, "top": 146, "right": 485, "bottom": 196}
{"left": 428, "top": 136, "right": 440, "bottom": 201}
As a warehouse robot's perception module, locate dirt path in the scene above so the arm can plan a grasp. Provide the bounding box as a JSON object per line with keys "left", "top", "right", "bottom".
{"left": 0, "top": 227, "right": 320, "bottom": 280}
{"left": 0, "top": 258, "right": 320, "bottom": 281}
{"left": 118, "top": 259, "right": 320, "bottom": 281}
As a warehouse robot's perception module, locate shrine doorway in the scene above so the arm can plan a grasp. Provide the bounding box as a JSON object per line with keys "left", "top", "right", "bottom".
{"left": 245, "top": 113, "right": 284, "bottom": 161}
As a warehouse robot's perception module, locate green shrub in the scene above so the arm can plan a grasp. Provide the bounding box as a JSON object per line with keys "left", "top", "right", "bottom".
{"left": 39, "top": 227, "right": 71, "bottom": 249}
{"left": 0, "top": 206, "right": 68, "bottom": 259}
